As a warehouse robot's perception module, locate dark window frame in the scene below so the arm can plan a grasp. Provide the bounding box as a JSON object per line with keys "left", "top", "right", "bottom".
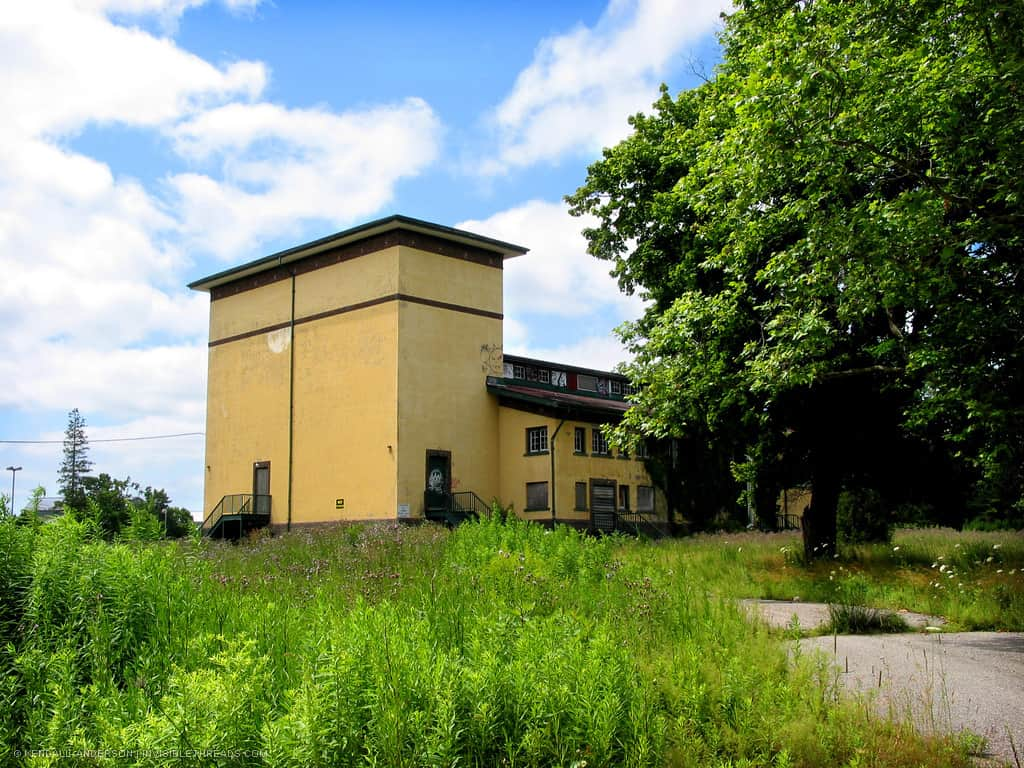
{"left": 637, "top": 485, "right": 655, "bottom": 513}
{"left": 525, "top": 481, "right": 549, "bottom": 511}
{"left": 574, "top": 481, "right": 588, "bottom": 511}
{"left": 526, "top": 425, "right": 549, "bottom": 455}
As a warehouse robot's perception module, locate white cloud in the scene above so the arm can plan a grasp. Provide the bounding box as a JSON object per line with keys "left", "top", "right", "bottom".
{"left": 458, "top": 200, "right": 645, "bottom": 371}
{"left": 168, "top": 99, "right": 443, "bottom": 259}
{"left": 483, "top": 0, "right": 730, "bottom": 173}
{"left": 458, "top": 199, "right": 644, "bottom": 318}
{"left": 506, "top": 334, "right": 632, "bottom": 372}
{"left": 0, "top": 1, "right": 266, "bottom": 143}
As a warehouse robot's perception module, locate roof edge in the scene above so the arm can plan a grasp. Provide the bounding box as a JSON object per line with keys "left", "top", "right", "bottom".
{"left": 188, "top": 214, "right": 529, "bottom": 293}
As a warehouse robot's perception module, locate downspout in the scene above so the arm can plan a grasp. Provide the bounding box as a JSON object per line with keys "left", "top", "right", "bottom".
{"left": 287, "top": 270, "right": 296, "bottom": 532}
{"left": 549, "top": 417, "right": 566, "bottom": 526}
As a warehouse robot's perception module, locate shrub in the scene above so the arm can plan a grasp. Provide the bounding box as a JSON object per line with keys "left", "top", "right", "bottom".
{"left": 837, "top": 487, "right": 892, "bottom": 544}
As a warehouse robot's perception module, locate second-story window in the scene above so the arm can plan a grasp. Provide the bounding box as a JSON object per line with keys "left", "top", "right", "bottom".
{"left": 592, "top": 428, "right": 610, "bottom": 456}
{"left": 574, "top": 426, "right": 586, "bottom": 453}
{"left": 527, "top": 426, "right": 548, "bottom": 454}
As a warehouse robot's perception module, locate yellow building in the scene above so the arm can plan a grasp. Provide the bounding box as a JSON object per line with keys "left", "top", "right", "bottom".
{"left": 189, "top": 215, "right": 667, "bottom": 537}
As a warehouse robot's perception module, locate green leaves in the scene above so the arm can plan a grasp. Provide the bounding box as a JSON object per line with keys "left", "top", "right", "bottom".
{"left": 570, "top": 0, "right": 1024, "bottom": 538}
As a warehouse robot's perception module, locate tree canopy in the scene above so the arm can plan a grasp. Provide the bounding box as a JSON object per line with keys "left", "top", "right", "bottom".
{"left": 568, "top": 0, "right": 1023, "bottom": 555}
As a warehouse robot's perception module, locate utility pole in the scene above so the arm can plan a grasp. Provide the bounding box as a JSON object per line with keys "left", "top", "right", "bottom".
{"left": 6, "top": 466, "right": 22, "bottom": 514}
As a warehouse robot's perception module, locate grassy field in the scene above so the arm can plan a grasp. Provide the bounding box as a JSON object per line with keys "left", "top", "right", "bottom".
{"left": 643, "top": 528, "right": 1024, "bottom": 633}
{"left": 1, "top": 515, "right": 1018, "bottom": 767}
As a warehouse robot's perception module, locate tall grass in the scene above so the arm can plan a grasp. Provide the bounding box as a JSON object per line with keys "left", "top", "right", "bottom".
{"left": 642, "top": 528, "right": 1024, "bottom": 631}
{"left": 0, "top": 514, "right": 986, "bottom": 767}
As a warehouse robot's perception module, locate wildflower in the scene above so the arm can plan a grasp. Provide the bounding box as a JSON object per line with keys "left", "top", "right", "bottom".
{"left": 986, "top": 556, "right": 994, "bottom": 563}
{"left": 893, "top": 546, "right": 900, "bottom": 552}
{"left": 997, "top": 569, "right": 1004, "bottom": 574}
{"left": 993, "top": 544, "right": 1001, "bottom": 550}
{"left": 931, "top": 562, "right": 938, "bottom": 568}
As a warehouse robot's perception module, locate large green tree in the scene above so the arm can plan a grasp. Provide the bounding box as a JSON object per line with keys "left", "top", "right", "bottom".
{"left": 568, "top": 0, "right": 1023, "bottom": 557}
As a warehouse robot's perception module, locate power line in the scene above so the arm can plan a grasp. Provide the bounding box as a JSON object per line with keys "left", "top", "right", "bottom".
{"left": 0, "top": 432, "right": 205, "bottom": 445}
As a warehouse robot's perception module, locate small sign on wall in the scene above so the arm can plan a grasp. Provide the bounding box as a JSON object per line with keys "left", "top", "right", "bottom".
{"left": 335, "top": 498, "right": 345, "bottom": 510}
{"left": 397, "top": 503, "right": 410, "bottom": 518}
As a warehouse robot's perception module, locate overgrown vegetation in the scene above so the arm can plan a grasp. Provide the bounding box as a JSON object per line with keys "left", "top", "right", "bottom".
{"left": 643, "top": 528, "right": 1024, "bottom": 633}
{"left": 1, "top": 517, "right": 1001, "bottom": 767}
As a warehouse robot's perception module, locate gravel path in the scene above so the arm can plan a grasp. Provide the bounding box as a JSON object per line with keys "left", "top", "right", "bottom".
{"left": 742, "top": 600, "right": 1024, "bottom": 766}
{"left": 801, "top": 631, "right": 1024, "bottom": 766}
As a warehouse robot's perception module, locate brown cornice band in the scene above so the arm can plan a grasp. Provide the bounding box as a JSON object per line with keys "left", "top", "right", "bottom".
{"left": 209, "top": 293, "right": 502, "bottom": 348}
{"left": 210, "top": 230, "right": 504, "bottom": 301}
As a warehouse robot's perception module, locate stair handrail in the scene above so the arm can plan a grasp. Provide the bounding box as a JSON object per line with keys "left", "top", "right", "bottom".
{"left": 450, "top": 490, "right": 490, "bottom": 518}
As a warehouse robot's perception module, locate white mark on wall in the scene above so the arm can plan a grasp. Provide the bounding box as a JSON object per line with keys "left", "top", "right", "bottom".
{"left": 267, "top": 328, "right": 291, "bottom": 354}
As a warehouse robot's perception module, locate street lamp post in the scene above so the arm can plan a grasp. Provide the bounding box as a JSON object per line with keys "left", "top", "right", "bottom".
{"left": 5, "top": 466, "right": 22, "bottom": 515}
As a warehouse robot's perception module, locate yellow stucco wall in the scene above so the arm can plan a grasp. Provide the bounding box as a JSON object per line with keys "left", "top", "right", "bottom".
{"left": 200, "top": 234, "right": 662, "bottom": 530}
{"left": 208, "top": 279, "right": 293, "bottom": 343}
{"left": 202, "top": 241, "right": 507, "bottom": 526}
{"left": 496, "top": 406, "right": 662, "bottom": 524}
{"left": 395, "top": 246, "right": 503, "bottom": 517}
{"left": 203, "top": 331, "right": 290, "bottom": 524}
{"left": 202, "top": 247, "right": 404, "bottom": 527}
{"left": 290, "top": 303, "right": 398, "bottom": 523}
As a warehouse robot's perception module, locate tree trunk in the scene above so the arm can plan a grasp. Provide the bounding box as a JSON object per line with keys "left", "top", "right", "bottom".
{"left": 802, "top": 462, "right": 839, "bottom": 560}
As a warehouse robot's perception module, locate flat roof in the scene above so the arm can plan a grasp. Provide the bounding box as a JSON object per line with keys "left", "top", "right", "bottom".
{"left": 487, "top": 378, "right": 630, "bottom": 421}
{"left": 188, "top": 214, "right": 529, "bottom": 293}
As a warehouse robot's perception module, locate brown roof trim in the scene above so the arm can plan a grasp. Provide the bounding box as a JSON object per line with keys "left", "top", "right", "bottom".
{"left": 487, "top": 378, "right": 629, "bottom": 422}
{"left": 190, "top": 215, "right": 528, "bottom": 297}
{"left": 209, "top": 293, "right": 502, "bottom": 348}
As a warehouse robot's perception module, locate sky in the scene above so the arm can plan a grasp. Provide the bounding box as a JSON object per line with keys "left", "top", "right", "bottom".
{"left": 0, "top": 0, "right": 730, "bottom": 515}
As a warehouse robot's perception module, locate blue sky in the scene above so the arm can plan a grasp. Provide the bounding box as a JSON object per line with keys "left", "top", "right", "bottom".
{"left": 0, "top": 0, "right": 728, "bottom": 514}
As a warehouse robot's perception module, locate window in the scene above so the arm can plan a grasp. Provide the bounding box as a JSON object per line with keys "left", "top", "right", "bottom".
{"left": 526, "top": 481, "right": 549, "bottom": 510}
{"left": 577, "top": 374, "right": 597, "bottom": 392}
{"left": 610, "top": 380, "right": 622, "bottom": 395}
{"left": 526, "top": 426, "right": 548, "bottom": 454}
{"left": 575, "top": 482, "right": 588, "bottom": 511}
{"left": 619, "top": 485, "right": 630, "bottom": 511}
{"left": 636, "top": 440, "right": 649, "bottom": 459}
{"left": 538, "top": 369, "right": 551, "bottom": 384}
{"left": 591, "top": 428, "right": 610, "bottom": 456}
{"left": 574, "top": 427, "right": 586, "bottom": 454}
{"left": 551, "top": 370, "right": 567, "bottom": 387}
{"left": 513, "top": 364, "right": 525, "bottom": 379}
{"left": 638, "top": 485, "right": 655, "bottom": 513}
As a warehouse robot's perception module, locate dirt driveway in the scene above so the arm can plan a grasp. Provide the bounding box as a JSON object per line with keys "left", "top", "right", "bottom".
{"left": 743, "top": 600, "right": 1024, "bottom": 766}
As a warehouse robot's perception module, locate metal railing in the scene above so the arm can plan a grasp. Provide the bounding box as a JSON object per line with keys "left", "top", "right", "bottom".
{"left": 615, "top": 509, "right": 671, "bottom": 538}
{"left": 450, "top": 491, "right": 490, "bottom": 519}
{"left": 423, "top": 490, "right": 489, "bottom": 526}
{"left": 776, "top": 513, "right": 802, "bottom": 531}
{"left": 202, "top": 493, "right": 272, "bottom": 537}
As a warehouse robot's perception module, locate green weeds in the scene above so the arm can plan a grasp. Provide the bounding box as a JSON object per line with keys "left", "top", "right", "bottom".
{"left": 0, "top": 515, "right": 990, "bottom": 767}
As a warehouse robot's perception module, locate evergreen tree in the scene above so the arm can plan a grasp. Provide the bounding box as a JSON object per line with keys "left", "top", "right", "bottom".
{"left": 58, "top": 408, "right": 92, "bottom": 510}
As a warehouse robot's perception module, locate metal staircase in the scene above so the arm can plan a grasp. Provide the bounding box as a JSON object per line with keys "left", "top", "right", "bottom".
{"left": 424, "top": 490, "right": 489, "bottom": 526}
{"left": 202, "top": 494, "right": 271, "bottom": 539}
